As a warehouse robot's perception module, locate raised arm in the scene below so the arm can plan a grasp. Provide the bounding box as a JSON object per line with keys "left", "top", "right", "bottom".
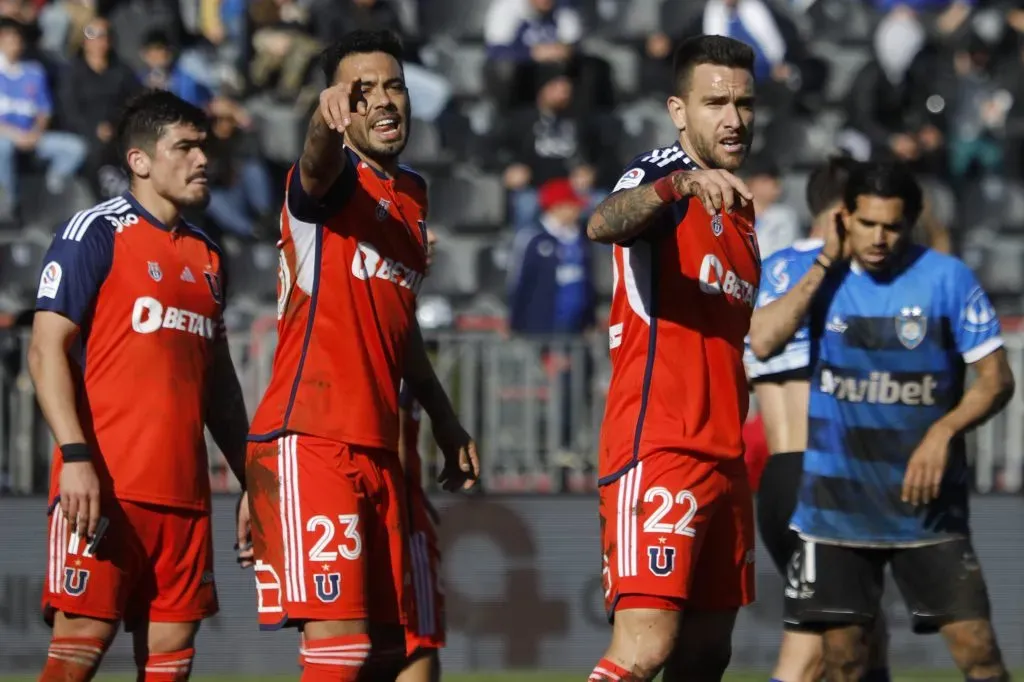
{"left": 298, "top": 77, "right": 362, "bottom": 200}
{"left": 748, "top": 253, "right": 833, "bottom": 360}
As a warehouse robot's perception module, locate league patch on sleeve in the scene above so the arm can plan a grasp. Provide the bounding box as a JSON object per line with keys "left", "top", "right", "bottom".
{"left": 962, "top": 286, "right": 998, "bottom": 333}
{"left": 37, "top": 261, "right": 62, "bottom": 299}
{"left": 613, "top": 168, "right": 645, "bottom": 192}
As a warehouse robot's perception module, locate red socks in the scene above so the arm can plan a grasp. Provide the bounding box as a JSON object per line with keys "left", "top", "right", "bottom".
{"left": 140, "top": 648, "right": 194, "bottom": 681}
{"left": 590, "top": 658, "right": 638, "bottom": 681}
{"left": 299, "top": 634, "right": 371, "bottom": 681}
{"left": 38, "top": 637, "right": 105, "bottom": 682}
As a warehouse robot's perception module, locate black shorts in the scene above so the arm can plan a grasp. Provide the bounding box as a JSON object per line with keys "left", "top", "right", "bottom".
{"left": 755, "top": 451, "right": 803, "bottom": 575}
{"left": 783, "top": 537, "right": 991, "bottom": 634}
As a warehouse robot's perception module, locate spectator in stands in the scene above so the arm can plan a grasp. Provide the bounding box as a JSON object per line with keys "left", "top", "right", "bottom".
{"left": 0, "top": 18, "right": 86, "bottom": 221}
{"left": 249, "top": 0, "right": 321, "bottom": 102}
{"left": 641, "top": 0, "right": 825, "bottom": 108}
{"left": 38, "top": 0, "right": 97, "bottom": 59}
{"left": 507, "top": 177, "right": 596, "bottom": 336}
{"left": 743, "top": 158, "right": 801, "bottom": 258}
{"left": 204, "top": 96, "right": 276, "bottom": 240}
{"left": 58, "top": 16, "right": 139, "bottom": 199}
{"left": 870, "top": 0, "right": 975, "bottom": 40}
{"left": 841, "top": 9, "right": 946, "bottom": 175}
{"left": 138, "top": 30, "right": 213, "bottom": 108}
{"left": 484, "top": 0, "right": 613, "bottom": 110}
{"left": 107, "top": 0, "right": 182, "bottom": 74}
{"left": 493, "top": 71, "right": 609, "bottom": 231}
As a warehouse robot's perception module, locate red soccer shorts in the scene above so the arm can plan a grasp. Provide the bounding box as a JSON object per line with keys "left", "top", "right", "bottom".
{"left": 599, "top": 451, "right": 755, "bottom": 618}
{"left": 43, "top": 497, "right": 217, "bottom": 626}
{"left": 405, "top": 485, "right": 445, "bottom": 654}
{"left": 247, "top": 434, "right": 409, "bottom": 628}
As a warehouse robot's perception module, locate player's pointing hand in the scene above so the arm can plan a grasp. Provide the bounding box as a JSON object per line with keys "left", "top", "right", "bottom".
{"left": 319, "top": 76, "right": 365, "bottom": 132}
{"left": 434, "top": 418, "right": 480, "bottom": 492}
{"left": 672, "top": 169, "right": 753, "bottom": 216}
{"left": 60, "top": 458, "right": 101, "bottom": 540}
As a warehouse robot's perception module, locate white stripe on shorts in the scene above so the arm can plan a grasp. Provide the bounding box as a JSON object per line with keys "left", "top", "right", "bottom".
{"left": 616, "top": 462, "right": 643, "bottom": 578}
{"left": 279, "top": 434, "right": 306, "bottom": 603}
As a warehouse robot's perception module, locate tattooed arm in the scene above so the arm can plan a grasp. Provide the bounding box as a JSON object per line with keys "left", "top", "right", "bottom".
{"left": 206, "top": 337, "right": 249, "bottom": 489}
{"left": 298, "top": 77, "right": 364, "bottom": 199}
{"left": 585, "top": 182, "right": 672, "bottom": 245}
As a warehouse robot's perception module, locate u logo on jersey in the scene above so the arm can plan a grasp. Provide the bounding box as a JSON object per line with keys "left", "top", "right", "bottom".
{"left": 896, "top": 306, "right": 927, "bottom": 349}
{"left": 375, "top": 198, "right": 391, "bottom": 221}
{"left": 314, "top": 573, "right": 341, "bottom": 602}
{"left": 647, "top": 546, "right": 676, "bottom": 577}
{"left": 63, "top": 566, "right": 90, "bottom": 596}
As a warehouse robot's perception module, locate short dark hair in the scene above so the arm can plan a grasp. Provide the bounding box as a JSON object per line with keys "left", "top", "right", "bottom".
{"left": 843, "top": 161, "right": 923, "bottom": 225}
{"left": 0, "top": 17, "right": 25, "bottom": 38}
{"left": 806, "top": 153, "right": 859, "bottom": 217}
{"left": 672, "top": 35, "right": 755, "bottom": 95}
{"left": 320, "top": 29, "right": 404, "bottom": 84}
{"left": 116, "top": 90, "right": 208, "bottom": 166}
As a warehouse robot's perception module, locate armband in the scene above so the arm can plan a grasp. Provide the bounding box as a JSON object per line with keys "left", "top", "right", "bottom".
{"left": 653, "top": 172, "right": 685, "bottom": 204}
{"left": 60, "top": 443, "right": 92, "bottom": 463}
{"left": 813, "top": 254, "right": 833, "bottom": 272}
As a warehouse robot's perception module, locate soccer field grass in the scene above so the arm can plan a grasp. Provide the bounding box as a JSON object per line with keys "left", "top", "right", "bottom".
{"left": 2, "top": 672, "right": 1017, "bottom": 681}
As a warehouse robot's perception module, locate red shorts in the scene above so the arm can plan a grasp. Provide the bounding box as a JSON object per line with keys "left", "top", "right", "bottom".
{"left": 599, "top": 452, "right": 755, "bottom": 618}
{"left": 247, "top": 434, "right": 409, "bottom": 628}
{"left": 42, "top": 497, "right": 217, "bottom": 626}
{"left": 405, "top": 486, "right": 445, "bottom": 654}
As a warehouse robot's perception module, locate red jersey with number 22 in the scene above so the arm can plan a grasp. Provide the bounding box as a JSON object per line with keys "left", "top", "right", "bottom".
{"left": 599, "top": 143, "right": 761, "bottom": 484}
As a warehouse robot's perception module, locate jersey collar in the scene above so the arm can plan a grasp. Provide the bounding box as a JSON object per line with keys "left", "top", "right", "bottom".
{"left": 123, "top": 191, "right": 182, "bottom": 232}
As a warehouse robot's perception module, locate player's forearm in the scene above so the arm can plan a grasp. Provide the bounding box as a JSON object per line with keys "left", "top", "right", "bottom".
{"left": 27, "top": 342, "right": 87, "bottom": 447}
{"left": 749, "top": 264, "right": 829, "bottom": 360}
{"left": 405, "top": 325, "right": 459, "bottom": 429}
{"left": 397, "top": 406, "right": 410, "bottom": 471}
{"left": 298, "top": 109, "right": 346, "bottom": 198}
{"left": 935, "top": 355, "right": 1015, "bottom": 437}
{"left": 206, "top": 342, "right": 249, "bottom": 488}
{"left": 586, "top": 183, "right": 668, "bottom": 244}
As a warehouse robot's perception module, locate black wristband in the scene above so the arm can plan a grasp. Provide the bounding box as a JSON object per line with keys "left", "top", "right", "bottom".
{"left": 814, "top": 254, "right": 833, "bottom": 272}
{"left": 60, "top": 443, "right": 92, "bottom": 463}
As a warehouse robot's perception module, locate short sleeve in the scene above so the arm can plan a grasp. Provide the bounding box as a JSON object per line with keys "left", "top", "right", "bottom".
{"left": 35, "top": 219, "right": 114, "bottom": 325}
{"left": 948, "top": 263, "right": 1002, "bottom": 363}
{"left": 755, "top": 248, "right": 806, "bottom": 309}
{"left": 609, "top": 149, "right": 685, "bottom": 246}
{"left": 286, "top": 151, "right": 359, "bottom": 224}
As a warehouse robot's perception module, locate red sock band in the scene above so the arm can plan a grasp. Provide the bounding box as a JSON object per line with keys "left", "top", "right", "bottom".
{"left": 142, "top": 648, "right": 194, "bottom": 681}
{"left": 40, "top": 637, "right": 106, "bottom": 682}
{"left": 590, "top": 657, "right": 637, "bottom": 681}
{"left": 300, "top": 634, "right": 370, "bottom": 681}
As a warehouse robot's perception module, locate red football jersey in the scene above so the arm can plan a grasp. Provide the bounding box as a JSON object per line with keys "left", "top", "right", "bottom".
{"left": 249, "top": 151, "right": 428, "bottom": 451}
{"left": 36, "top": 194, "right": 225, "bottom": 511}
{"left": 598, "top": 144, "right": 761, "bottom": 483}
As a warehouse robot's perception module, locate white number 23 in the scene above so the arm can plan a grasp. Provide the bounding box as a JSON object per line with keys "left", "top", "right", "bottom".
{"left": 307, "top": 514, "right": 362, "bottom": 562}
{"left": 642, "top": 487, "right": 698, "bottom": 537}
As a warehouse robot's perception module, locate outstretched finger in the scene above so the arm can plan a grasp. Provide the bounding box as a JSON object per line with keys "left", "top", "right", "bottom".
{"left": 722, "top": 172, "right": 754, "bottom": 202}
{"left": 347, "top": 76, "right": 365, "bottom": 119}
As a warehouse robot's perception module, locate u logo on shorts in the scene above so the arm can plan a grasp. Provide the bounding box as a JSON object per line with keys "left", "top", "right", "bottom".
{"left": 647, "top": 546, "right": 677, "bottom": 577}
{"left": 314, "top": 573, "right": 341, "bottom": 603}
{"left": 63, "top": 567, "right": 90, "bottom": 596}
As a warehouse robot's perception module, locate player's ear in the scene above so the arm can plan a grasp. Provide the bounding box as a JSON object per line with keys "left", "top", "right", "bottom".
{"left": 126, "top": 148, "right": 151, "bottom": 179}
{"left": 667, "top": 95, "right": 686, "bottom": 132}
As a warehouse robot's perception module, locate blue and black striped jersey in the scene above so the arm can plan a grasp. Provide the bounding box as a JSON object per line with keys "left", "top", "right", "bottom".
{"left": 791, "top": 245, "right": 1003, "bottom": 546}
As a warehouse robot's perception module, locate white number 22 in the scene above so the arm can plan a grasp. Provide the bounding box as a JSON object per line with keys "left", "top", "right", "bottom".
{"left": 642, "top": 487, "right": 698, "bottom": 537}
{"left": 307, "top": 514, "right": 362, "bottom": 562}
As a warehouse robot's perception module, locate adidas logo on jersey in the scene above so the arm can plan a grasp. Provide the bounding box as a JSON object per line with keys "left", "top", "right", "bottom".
{"left": 819, "top": 368, "right": 938, "bottom": 406}
{"left": 131, "top": 296, "right": 216, "bottom": 339}
{"left": 181, "top": 266, "right": 196, "bottom": 283}
{"left": 351, "top": 241, "right": 424, "bottom": 293}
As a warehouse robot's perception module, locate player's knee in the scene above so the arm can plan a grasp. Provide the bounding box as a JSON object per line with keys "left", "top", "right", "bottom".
{"left": 52, "top": 611, "right": 117, "bottom": 643}
{"left": 942, "top": 619, "right": 1006, "bottom": 679}
{"left": 821, "top": 628, "right": 868, "bottom": 681}
{"left": 607, "top": 625, "right": 676, "bottom": 680}
{"left": 300, "top": 633, "right": 372, "bottom": 681}
{"left": 142, "top": 622, "right": 200, "bottom": 654}
{"left": 773, "top": 630, "right": 824, "bottom": 682}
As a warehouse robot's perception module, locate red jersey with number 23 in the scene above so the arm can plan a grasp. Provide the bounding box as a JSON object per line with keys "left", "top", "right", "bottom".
{"left": 599, "top": 143, "right": 761, "bottom": 484}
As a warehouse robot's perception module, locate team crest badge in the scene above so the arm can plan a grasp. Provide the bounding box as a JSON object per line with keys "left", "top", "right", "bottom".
{"left": 711, "top": 213, "right": 723, "bottom": 236}
{"left": 896, "top": 306, "right": 927, "bottom": 349}
{"left": 647, "top": 545, "right": 676, "bottom": 577}
{"left": 204, "top": 271, "right": 223, "bottom": 305}
{"left": 147, "top": 261, "right": 162, "bottom": 282}
{"left": 375, "top": 198, "right": 392, "bottom": 221}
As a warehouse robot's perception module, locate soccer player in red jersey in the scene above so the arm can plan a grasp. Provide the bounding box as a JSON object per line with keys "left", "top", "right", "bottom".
{"left": 245, "top": 30, "right": 478, "bottom": 682}
{"left": 397, "top": 227, "right": 445, "bottom": 682}
{"left": 29, "top": 90, "right": 250, "bottom": 682}
{"left": 586, "top": 36, "right": 760, "bottom": 682}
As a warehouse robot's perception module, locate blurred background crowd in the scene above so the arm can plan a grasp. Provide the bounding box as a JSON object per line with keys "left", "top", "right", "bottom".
{"left": 1, "top": 0, "right": 1024, "bottom": 494}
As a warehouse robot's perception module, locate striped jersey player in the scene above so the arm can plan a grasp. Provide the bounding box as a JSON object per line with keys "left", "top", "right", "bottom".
{"left": 748, "top": 161, "right": 1015, "bottom": 681}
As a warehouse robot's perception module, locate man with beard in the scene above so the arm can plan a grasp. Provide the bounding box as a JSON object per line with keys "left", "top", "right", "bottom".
{"left": 245, "top": 30, "right": 479, "bottom": 682}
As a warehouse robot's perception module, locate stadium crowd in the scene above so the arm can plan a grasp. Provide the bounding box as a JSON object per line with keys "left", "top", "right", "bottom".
{"left": 0, "top": 0, "right": 1023, "bottom": 494}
